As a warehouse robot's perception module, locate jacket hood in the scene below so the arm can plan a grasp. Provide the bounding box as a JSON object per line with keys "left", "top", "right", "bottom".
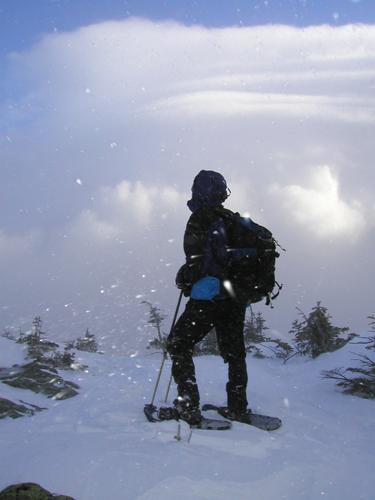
{"left": 187, "top": 170, "right": 229, "bottom": 213}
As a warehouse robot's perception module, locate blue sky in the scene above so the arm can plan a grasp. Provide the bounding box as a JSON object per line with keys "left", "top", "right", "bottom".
{"left": 1, "top": 0, "right": 374, "bottom": 347}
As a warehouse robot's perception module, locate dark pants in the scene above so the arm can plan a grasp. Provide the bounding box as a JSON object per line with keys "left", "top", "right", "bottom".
{"left": 167, "top": 298, "right": 248, "bottom": 412}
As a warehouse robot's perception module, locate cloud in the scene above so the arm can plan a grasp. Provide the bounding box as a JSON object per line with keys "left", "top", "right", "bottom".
{"left": 0, "top": 230, "right": 41, "bottom": 261}
{"left": 67, "top": 180, "right": 186, "bottom": 245}
{"left": 5, "top": 21, "right": 375, "bottom": 128}
{"left": 0, "top": 178, "right": 188, "bottom": 351}
{"left": 146, "top": 91, "right": 375, "bottom": 123}
{"left": 109, "top": 181, "right": 184, "bottom": 225}
{"left": 1, "top": 18, "right": 375, "bottom": 345}
{"left": 271, "top": 166, "right": 366, "bottom": 239}
{"left": 70, "top": 210, "right": 120, "bottom": 241}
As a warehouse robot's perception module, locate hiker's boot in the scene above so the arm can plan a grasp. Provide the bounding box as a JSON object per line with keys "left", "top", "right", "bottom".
{"left": 173, "top": 396, "right": 202, "bottom": 426}
{"left": 220, "top": 405, "right": 252, "bottom": 422}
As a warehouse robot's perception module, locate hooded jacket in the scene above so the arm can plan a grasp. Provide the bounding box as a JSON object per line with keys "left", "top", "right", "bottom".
{"left": 177, "top": 170, "right": 233, "bottom": 293}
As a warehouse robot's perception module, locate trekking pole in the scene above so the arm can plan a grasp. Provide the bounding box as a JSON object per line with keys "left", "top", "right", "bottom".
{"left": 149, "top": 352, "right": 168, "bottom": 407}
{"left": 163, "top": 292, "right": 183, "bottom": 403}
{"left": 146, "top": 290, "right": 183, "bottom": 410}
{"left": 164, "top": 369, "right": 173, "bottom": 403}
{"left": 163, "top": 290, "right": 183, "bottom": 403}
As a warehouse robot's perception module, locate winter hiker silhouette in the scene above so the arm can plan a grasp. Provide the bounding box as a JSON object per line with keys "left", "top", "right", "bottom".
{"left": 167, "top": 170, "right": 274, "bottom": 425}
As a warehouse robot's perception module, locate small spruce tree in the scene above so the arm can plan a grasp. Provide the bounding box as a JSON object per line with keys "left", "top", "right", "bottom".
{"left": 20, "top": 317, "right": 58, "bottom": 360}
{"left": 267, "top": 338, "right": 296, "bottom": 363}
{"left": 50, "top": 347, "right": 77, "bottom": 370}
{"left": 243, "top": 310, "right": 269, "bottom": 357}
{"left": 75, "top": 329, "right": 98, "bottom": 353}
{"left": 322, "top": 315, "right": 375, "bottom": 398}
{"left": 290, "top": 302, "right": 356, "bottom": 358}
{"left": 64, "top": 340, "right": 75, "bottom": 351}
{"left": 142, "top": 301, "right": 168, "bottom": 352}
{"left": 32, "top": 316, "right": 43, "bottom": 342}
{"left": 242, "top": 310, "right": 294, "bottom": 360}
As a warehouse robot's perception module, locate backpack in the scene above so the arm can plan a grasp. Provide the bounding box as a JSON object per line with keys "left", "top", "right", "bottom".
{"left": 222, "top": 211, "right": 282, "bottom": 306}
{"left": 176, "top": 207, "right": 282, "bottom": 305}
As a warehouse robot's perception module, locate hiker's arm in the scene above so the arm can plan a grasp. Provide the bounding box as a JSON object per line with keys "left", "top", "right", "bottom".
{"left": 208, "top": 218, "right": 229, "bottom": 267}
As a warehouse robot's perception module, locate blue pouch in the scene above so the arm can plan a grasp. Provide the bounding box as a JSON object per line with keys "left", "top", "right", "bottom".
{"left": 190, "top": 276, "right": 220, "bottom": 300}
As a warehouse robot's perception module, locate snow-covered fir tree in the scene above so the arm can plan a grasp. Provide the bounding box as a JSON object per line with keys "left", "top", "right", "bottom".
{"left": 290, "top": 302, "right": 356, "bottom": 358}
{"left": 243, "top": 310, "right": 269, "bottom": 357}
{"left": 75, "top": 329, "right": 98, "bottom": 353}
{"left": 143, "top": 301, "right": 168, "bottom": 352}
{"left": 323, "top": 314, "right": 375, "bottom": 398}
{"left": 17, "top": 317, "right": 58, "bottom": 361}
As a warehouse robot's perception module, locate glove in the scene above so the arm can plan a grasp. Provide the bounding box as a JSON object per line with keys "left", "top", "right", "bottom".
{"left": 175, "top": 263, "right": 192, "bottom": 296}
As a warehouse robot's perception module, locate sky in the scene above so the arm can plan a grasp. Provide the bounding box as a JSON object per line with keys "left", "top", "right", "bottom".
{"left": 1, "top": 0, "right": 375, "bottom": 352}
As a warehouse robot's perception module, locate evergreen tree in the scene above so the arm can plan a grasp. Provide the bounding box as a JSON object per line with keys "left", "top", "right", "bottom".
{"left": 32, "top": 316, "right": 43, "bottom": 342}
{"left": 243, "top": 310, "right": 269, "bottom": 357}
{"left": 225, "top": 309, "right": 293, "bottom": 360}
{"left": 142, "top": 301, "right": 167, "bottom": 352}
{"left": 323, "top": 315, "right": 375, "bottom": 398}
{"left": 19, "top": 317, "right": 58, "bottom": 360}
{"left": 51, "top": 347, "right": 77, "bottom": 370}
{"left": 75, "top": 329, "right": 98, "bottom": 353}
{"left": 64, "top": 340, "right": 75, "bottom": 351}
{"left": 290, "top": 302, "right": 356, "bottom": 358}
{"left": 267, "top": 338, "right": 296, "bottom": 363}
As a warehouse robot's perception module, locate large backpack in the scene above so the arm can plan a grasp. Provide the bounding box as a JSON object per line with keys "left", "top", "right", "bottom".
{"left": 176, "top": 207, "right": 282, "bottom": 305}
{"left": 222, "top": 211, "right": 282, "bottom": 306}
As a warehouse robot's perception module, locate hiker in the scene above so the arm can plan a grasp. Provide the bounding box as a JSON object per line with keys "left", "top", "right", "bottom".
{"left": 166, "top": 170, "right": 250, "bottom": 425}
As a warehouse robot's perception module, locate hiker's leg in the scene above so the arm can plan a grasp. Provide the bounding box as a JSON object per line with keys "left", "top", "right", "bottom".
{"left": 167, "top": 299, "right": 215, "bottom": 407}
{"left": 215, "top": 300, "right": 248, "bottom": 413}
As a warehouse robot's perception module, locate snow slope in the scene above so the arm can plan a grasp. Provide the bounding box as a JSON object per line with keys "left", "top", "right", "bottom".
{"left": 0, "top": 337, "right": 374, "bottom": 500}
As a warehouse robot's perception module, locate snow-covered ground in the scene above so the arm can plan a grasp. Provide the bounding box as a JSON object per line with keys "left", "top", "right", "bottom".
{"left": 0, "top": 336, "right": 373, "bottom": 500}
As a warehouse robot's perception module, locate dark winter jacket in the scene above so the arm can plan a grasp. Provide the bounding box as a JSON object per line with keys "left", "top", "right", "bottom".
{"left": 176, "top": 170, "right": 232, "bottom": 295}
{"left": 184, "top": 205, "right": 230, "bottom": 279}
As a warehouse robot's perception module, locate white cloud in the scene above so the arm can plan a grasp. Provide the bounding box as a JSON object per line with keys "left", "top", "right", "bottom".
{"left": 174, "top": 68, "right": 375, "bottom": 92}
{"left": 146, "top": 91, "right": 375, "bottom": 123}
{"left": 2, "top": 18, "right": 375, "bottom": 343}
{"left": 7, "top": 20, "right": 375, "bottom": 127}
{"left": 70, "top": 210, "right": 120, "bottom": 241}
{"left": 271, "top": 165, "right": 366, "bottom": 239}
{"left": 99, "top": 180, "right": 186, "bottom": 227}
{"left": 0, "top": 230, "right": 41, "bottom": 261}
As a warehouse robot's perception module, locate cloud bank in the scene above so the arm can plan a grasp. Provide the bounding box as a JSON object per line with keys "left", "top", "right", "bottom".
{"left": 1, "top": 19, "right": 375, "bottom": 350}
{"left": 272, "top": 165, "right": 366, "bottom": 239}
